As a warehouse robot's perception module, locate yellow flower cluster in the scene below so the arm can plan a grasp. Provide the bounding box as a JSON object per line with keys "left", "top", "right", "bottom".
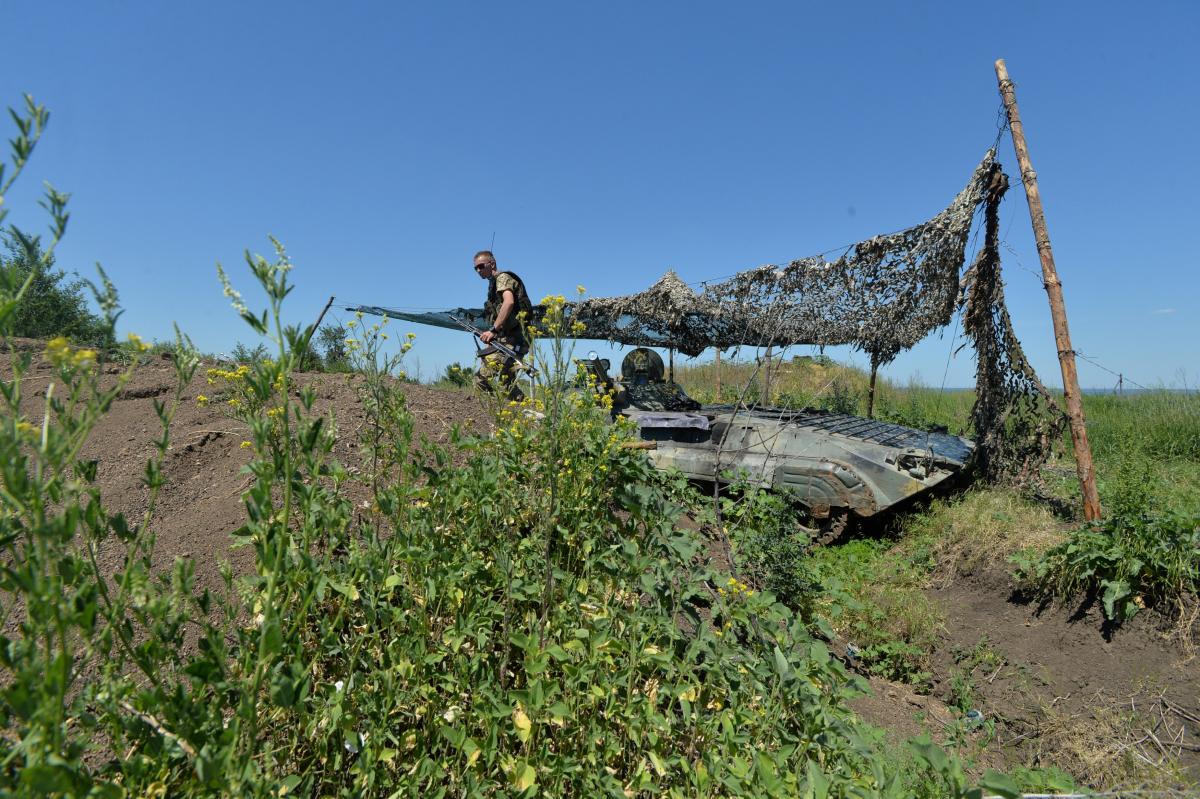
{"left": 717, "top": 576, "right": 755, "bottom": 598}
{"left": 45, "top": 337, "right": 97, "bottom": 370}
{"left": 207, "top": 365, "right": 251, "bottom": 385}
{"left": 126, "top": 332, "right": 151, "bottom": 353}
{"left": 529, "top": 294, "right": 569, "bottom": 338}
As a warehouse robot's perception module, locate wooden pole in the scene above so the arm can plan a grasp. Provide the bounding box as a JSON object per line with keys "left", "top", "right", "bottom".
{"left": 668, "top": 347, "right": 675, "bottom": 383}
{"left": 995, "top": 59, "right": 1102, "bottom": 521}
{"left": 866, "top": 356, "right": 879, "bottom": 419}
{"left": 715, "top": 348, "right": 723, "bottom": 401}
{"left": 298, "top": 295, "right": 335, "bottom": 372}
{"left": 762, "top": 345, "right": 772, "bottom": 407}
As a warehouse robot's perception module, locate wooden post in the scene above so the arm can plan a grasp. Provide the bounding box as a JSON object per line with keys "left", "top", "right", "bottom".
{"left": 866, "top": 355, "right": 879, "bottom": 419}
{"left": 668, "top": 347, "right": 675, "bottom": 383}
{"left": 762, "top": 345, "right": 773, "bottom": 407}
{"left": 299, "top": 295, "right": 335, "bottom": 372}
{"left": 995, "top": 59, "right": 1102, "bottom": 521}
{"left": 715, "top": 348, "right": 723, "bottom": 401}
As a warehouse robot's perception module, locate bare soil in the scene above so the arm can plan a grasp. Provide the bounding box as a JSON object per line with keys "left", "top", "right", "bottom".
{"left": 851, "top": 559, "right": 1200, "bottom": 786}
{"left": 3, "top": 342, "right": 483, "bottom": 600}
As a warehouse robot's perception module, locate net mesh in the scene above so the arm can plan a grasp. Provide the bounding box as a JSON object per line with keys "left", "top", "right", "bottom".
{"left": 564, "top": 149, "right": 1063, "bottom": 484}
{"left": 961, "top": 165, "right": 1064, "bottom": 483}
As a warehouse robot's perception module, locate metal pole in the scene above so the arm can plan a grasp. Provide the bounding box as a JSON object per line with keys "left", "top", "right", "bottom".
{"left": 995, "top": 59, "right": 1102, "bottom": 520}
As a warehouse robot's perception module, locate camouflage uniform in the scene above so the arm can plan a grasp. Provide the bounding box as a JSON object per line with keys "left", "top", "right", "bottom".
{"left": 476, "top": 271, "right": 533, "bottom": 402}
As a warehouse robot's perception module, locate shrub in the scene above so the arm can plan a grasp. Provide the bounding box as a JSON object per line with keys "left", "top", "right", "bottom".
{"left": 442, "top": 361, "right": 473, "bottom": 388}
{"left": 231, "top": 340, "right": 270, "bottom": 363}
{"left": 316, "top": 322, "right": 351, "bottom": 371}
{"left": 0, "top": 233, "right": 112, "bottom": 346}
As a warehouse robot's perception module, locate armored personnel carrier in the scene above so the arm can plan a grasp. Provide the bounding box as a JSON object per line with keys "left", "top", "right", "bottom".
{"left": 585, "top": 348, "right": 975, "bottom": 542}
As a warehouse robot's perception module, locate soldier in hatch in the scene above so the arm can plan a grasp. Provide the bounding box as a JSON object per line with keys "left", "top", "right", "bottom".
{"left": 473, "top": 250, "right": 533, "bottom": 401}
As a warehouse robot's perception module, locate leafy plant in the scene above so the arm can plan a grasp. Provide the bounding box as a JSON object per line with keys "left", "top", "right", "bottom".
{"left": 230, "top": 340, "right": 270, "bottom": 364}
{"left": 316, "top": 322, "right": 351, "bottom": 371}
{"left": 1012, "top": 509, "right": 1200, "bottom": 623}
{"left": 818, "top": 379, "right": 861, "bottom": 416}
{"left": 441, "top": 361, "right": 473, "bottom": 388}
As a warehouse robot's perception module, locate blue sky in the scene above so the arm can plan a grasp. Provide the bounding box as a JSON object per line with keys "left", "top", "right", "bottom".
{"left": 3, "top": 1, "right": 1196, "bottom": 389}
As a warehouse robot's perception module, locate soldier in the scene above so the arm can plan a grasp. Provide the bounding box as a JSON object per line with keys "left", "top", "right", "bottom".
{"left": 473, "top": 250, "right": 533, "bottom": 401}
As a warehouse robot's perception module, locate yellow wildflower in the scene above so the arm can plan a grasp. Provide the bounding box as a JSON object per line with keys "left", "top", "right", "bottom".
{"left": 196, "top": 395, "right": 209, "bottom": 406}
{"left": 45, "top": 337, "right": 71, "bottom": 366}
{"left": 72, "top": 349, "right": 97, "bottom": 368}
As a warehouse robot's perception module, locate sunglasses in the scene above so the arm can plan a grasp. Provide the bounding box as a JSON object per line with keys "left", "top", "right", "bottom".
{"left": 474, "top": 263, "right": 494, "bottom": 271}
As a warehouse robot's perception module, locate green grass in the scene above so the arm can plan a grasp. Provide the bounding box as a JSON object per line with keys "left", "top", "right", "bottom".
{"left": 804, "top": 538, "right": 942, "bottom": 687}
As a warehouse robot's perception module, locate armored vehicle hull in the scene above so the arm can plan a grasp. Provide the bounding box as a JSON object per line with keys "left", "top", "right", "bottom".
{"left": 580, "top": 348, "right": 975, "bottom": 540}
{"left": 623, "top": 404, "right": 974, "bottom": 540}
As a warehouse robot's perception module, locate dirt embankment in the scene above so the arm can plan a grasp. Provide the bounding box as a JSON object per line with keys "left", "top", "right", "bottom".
{"left": 2, "top": 343, "right": 483, "bottom": 598}
{"left": 851, "top": 556, "right": 1200, "bottom": 786}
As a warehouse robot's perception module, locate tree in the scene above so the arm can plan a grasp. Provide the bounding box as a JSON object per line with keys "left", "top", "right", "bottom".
{"left": 316, "top": 323, "right": 349, "bottom": 371}
{"left": 0, "top": 233, "right": 112, "bottom": 345}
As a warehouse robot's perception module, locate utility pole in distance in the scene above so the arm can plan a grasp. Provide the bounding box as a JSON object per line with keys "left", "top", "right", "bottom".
{"left": 994, "top": 59, "right": 1102, "bottom": 521}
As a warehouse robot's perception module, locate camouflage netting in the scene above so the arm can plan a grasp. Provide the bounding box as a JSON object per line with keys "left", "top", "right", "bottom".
{"left": 569, "top": 270, "right": 743, "bottom": 357}
{"left": 698, "top": 151, "right": 999, "bottom": 362}
{"left": 566, "top": 149, "right": 1064, "bottom": 483}
{"left": 961, "top": 166, "right": 1064, "bottom": 483}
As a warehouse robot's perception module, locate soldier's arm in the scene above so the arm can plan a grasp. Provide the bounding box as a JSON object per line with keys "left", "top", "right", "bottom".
{"left": 491, "top": 290, "right": 516, "bottom": 332}
{"left": 481, "top": 289, "right": 515, "bottom": 343}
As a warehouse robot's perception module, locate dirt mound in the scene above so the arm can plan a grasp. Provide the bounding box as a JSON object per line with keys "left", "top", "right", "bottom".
{"left": 3, "top": 344, "right": 484, "bottom": 597}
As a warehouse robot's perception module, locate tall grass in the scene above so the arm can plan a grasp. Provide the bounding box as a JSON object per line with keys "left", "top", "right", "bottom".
{"left": 1080, "top": 390, "right": 1200, "bottom": 463}
{"left": 677, "top": 357, "right": 1200, "bottom": 467}
{"left": 676, "top": 356, "right": 973, "bottom": 433}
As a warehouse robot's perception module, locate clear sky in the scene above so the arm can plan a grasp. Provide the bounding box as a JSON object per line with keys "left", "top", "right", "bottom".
{"left": 3, "top": 1, "right": 1196, "bottom": 389}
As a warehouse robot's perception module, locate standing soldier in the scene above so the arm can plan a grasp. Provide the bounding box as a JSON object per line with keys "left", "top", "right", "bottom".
{"left": 473, "top": 250, "right": 533, "bottom": 401}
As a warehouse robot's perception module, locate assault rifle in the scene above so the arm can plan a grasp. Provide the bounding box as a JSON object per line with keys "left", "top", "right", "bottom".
{"left": 449, "top": 315, "right": 539, "bottom": 377}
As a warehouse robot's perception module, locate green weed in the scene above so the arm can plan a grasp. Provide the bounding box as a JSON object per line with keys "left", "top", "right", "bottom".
{"left": 806, "top": 540, "right": 942, "bottom": 688}
{"left": 1012, "top": 510, "right": 1199, "bottom": 623}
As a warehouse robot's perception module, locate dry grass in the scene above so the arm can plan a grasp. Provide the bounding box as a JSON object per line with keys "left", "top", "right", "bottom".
{"left": 1019, "top": 690, "right": 1194, "bottom": 793}
{"left": 675, "top": 356, "right": 869, "bottom": 407}
{"left": 904, "top": 488, "right": 1069, "bottom": 586}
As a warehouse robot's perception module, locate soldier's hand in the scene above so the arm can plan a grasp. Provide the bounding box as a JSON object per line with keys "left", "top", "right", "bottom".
{"left": 480, "top": 330, "right": 495, "bottom": 344}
